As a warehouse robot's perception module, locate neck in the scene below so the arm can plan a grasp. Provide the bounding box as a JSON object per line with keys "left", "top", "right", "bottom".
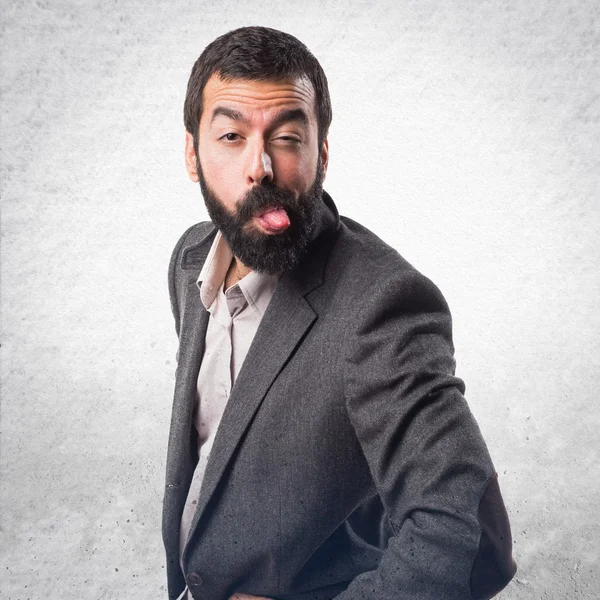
{"left": 225, "top": 256, "right": 251, "bottom": 289}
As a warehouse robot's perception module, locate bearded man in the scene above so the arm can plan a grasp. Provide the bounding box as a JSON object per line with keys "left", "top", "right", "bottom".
{"left": 163, "top": 25, "right": 516, "bottom": 600}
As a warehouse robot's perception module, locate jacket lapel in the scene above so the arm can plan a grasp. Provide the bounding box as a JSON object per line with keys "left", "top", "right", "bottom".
{"left": 185, "top": 276, "right": 317, "bottom": 542}
{"left": 164, "top": 230, "right": 215, "bottom": 490}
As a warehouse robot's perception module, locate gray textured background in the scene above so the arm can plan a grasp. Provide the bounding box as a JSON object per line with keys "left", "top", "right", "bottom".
{"left": 1, "top": 1, "right": 599, "bottom": 598}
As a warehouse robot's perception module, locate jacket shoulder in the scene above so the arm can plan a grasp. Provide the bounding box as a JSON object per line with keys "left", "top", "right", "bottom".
{"left": 336, "top": 215, "right": 431, "bottom": 289}
{"left": 170, "top": 221, "right": 215, "bottom": 268}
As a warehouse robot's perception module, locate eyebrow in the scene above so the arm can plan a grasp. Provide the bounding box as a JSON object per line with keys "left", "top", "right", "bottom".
{"left": 210, "top": 106, "right": 249, "bottom": 125}
{"left": 270, "top": 108, "right": 309, "bottom": 129}
{"left": 210, "top": 107, "right": 309, "bottom": 129}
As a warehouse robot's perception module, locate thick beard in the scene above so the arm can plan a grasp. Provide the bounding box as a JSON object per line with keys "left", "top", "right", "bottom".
{"left": 197, "top": 159, "right": 324, "bottom": 275}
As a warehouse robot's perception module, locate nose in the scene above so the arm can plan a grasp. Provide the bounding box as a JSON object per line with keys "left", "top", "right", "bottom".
{"left": 246, "top": 144, "right": 273, "bottom": 186}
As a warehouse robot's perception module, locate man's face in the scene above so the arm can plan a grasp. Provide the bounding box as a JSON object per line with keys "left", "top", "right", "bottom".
{"left": 185, "top": 74, "right": 329, "bottom": 274}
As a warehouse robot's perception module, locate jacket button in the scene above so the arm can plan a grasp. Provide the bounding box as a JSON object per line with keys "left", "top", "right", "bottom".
{"left": 187, "top": 572, "right": 203, "bottom": 586}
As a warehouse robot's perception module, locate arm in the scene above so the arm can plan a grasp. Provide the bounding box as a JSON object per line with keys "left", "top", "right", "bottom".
{"left": 336, "top": 270, "right": 515, "bottom": 599}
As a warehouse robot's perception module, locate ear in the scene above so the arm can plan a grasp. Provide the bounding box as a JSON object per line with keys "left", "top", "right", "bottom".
{"left": 320, "top": 138, "right": 329, "bottom": 181}
{"left": 185, "top": 131, "right": 199, "bottom": 183}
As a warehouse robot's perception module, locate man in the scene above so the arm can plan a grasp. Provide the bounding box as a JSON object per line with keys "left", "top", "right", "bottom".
{"left": 163, "top": 26, "right": 516, "bottom": 600}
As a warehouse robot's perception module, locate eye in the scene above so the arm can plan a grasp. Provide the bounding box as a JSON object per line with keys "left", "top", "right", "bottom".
{"left": 274, "top": 135, "right": 301, "bottom": 145}
{"left": 219, "top": 132, "right": 242, "bottom": 142}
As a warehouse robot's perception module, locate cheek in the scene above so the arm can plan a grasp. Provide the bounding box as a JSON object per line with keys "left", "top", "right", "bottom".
{"left": 275, "top": 154, "right": 316, "bottom": 192}
{"left": 201, "top": 152, "right": 239, "bottom": 193}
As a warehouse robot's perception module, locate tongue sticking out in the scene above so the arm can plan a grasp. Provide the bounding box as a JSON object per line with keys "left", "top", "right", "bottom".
{"left": 258, "top": 208, "right": 291, "bottom": 233}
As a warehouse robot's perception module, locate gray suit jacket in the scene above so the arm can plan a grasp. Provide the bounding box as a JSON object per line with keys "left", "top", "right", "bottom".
{"left": 162, "top": 192, "right": 516, "bottom": 600}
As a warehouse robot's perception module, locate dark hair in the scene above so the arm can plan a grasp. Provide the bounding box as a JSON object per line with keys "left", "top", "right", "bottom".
{"left": 183, "top": 26, "right": 332, "bottom": 153}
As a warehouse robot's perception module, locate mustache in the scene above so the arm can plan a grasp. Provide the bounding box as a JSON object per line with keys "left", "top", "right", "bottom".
{"left": 235, "top": 183, "right": 304, "bottom": 224}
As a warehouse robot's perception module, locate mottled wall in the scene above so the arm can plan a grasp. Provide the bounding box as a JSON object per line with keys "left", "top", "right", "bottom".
{"left": 1, "top": 1, "right": 598, "bottom": 598}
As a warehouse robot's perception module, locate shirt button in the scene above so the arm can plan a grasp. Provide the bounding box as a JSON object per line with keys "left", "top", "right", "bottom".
{"left": 187, "top": 572, "right": 203, "bottom": 586}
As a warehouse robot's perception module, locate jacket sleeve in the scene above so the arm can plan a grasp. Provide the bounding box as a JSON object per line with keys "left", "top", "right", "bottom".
{"left": 336, "top": 270, "right": 516, "bottom": 600}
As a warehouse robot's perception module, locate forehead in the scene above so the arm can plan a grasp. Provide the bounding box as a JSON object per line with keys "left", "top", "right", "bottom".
{"left": 201, "top": 74, "right": 317, "bottom": 125}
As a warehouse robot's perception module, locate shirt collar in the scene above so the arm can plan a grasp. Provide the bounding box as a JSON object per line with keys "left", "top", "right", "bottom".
{"left": 196, "top": 230, "right": 232, "bottom": 310}
{"left": 237, "top": 269, "right": 279, "bottom": 318}
{"left": 196, "top": 230, "right": 279, "bottom": 316}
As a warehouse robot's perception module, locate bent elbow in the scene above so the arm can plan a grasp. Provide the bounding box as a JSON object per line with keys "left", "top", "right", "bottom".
{"left": 470, "top": 473, "right": 517, "bottom": 600}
